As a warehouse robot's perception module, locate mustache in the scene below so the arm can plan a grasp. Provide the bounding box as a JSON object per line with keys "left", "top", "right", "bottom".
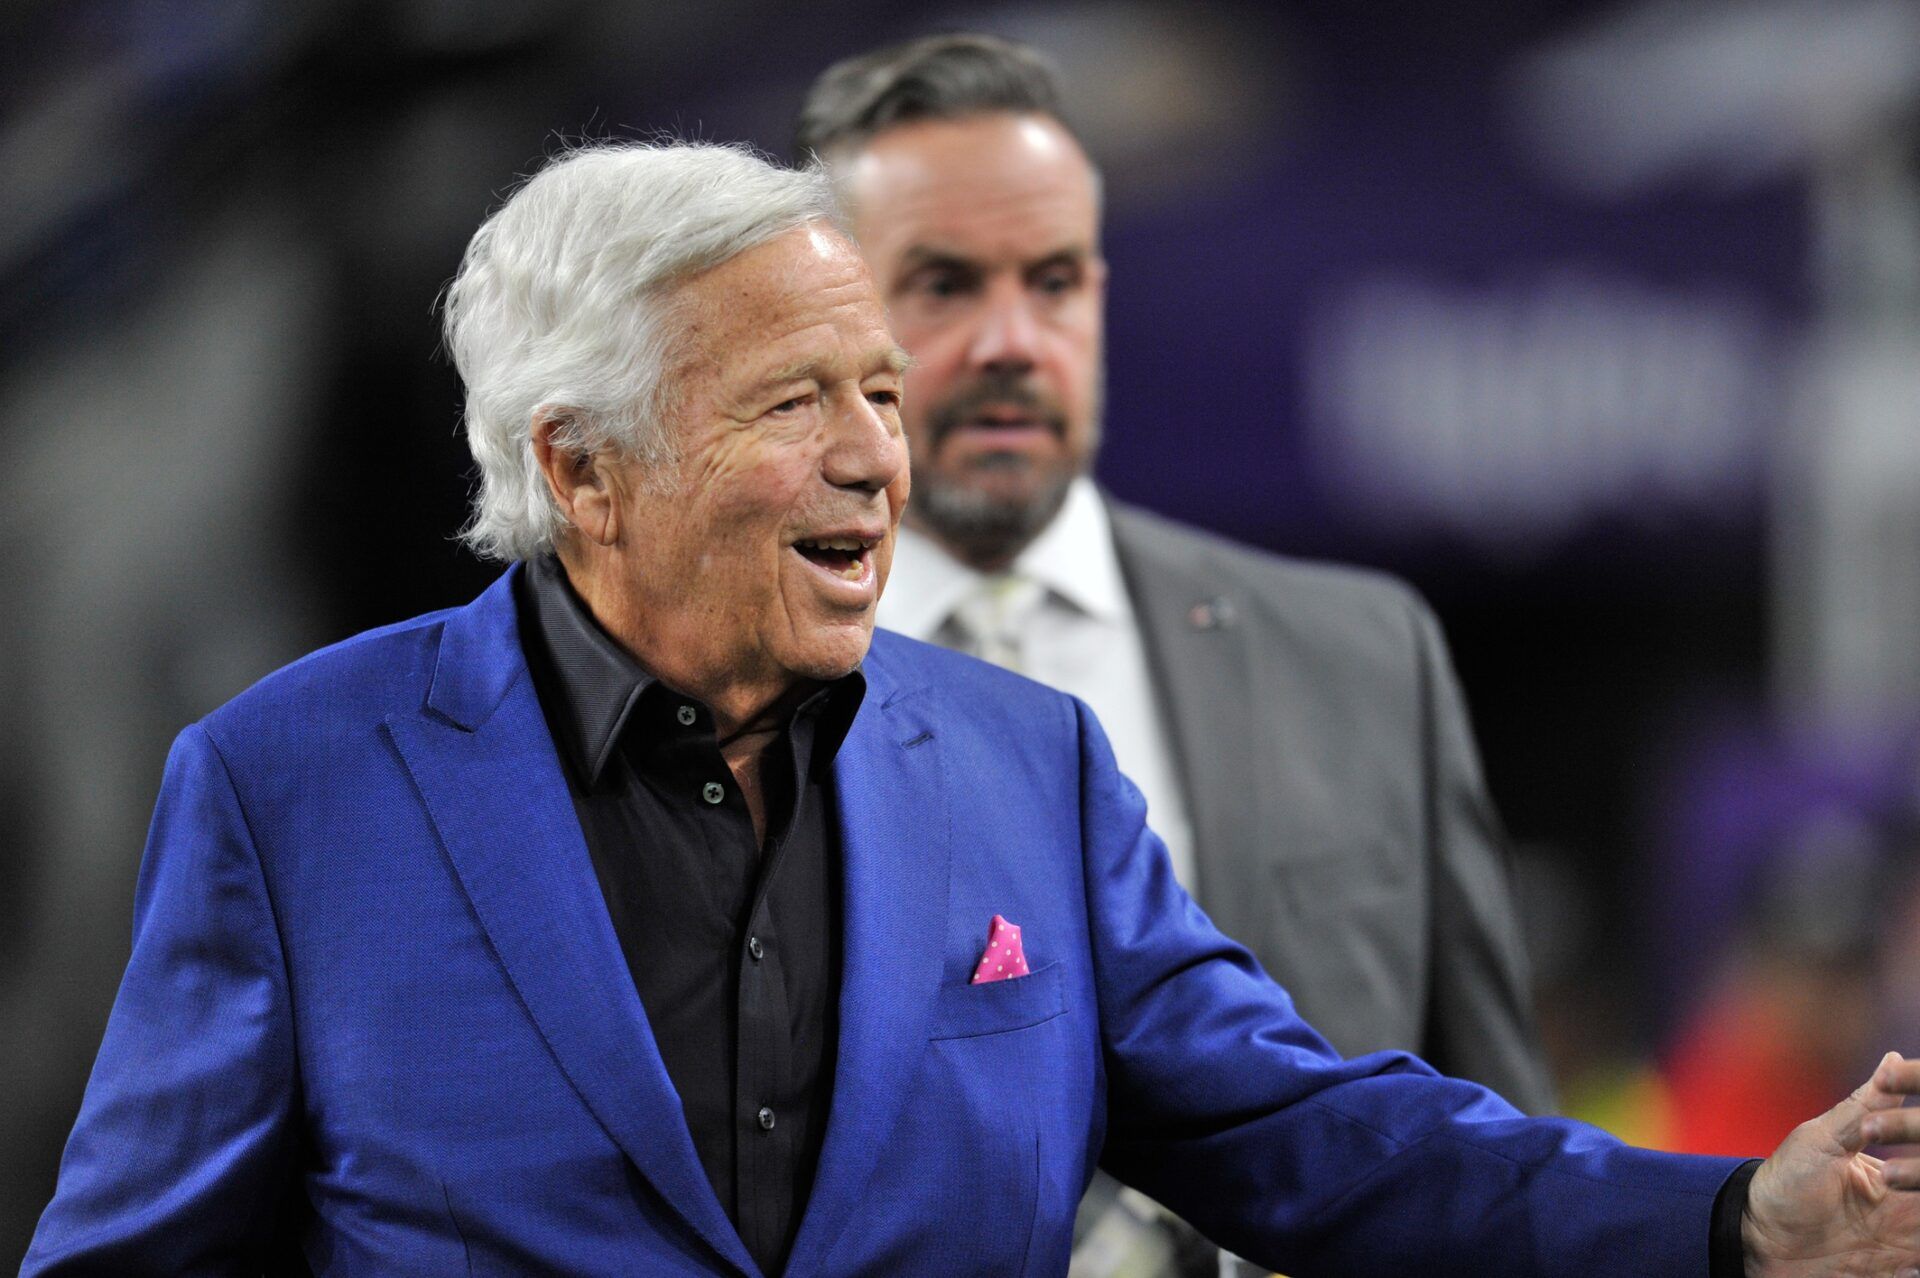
{"left": 925, "top": 371, "right": 1068, "bottom": 449}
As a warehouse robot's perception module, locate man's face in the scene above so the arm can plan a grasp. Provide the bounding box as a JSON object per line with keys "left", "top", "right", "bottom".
{"left": 841, "top": 113, "right": 1105, "bottom": 566}
{"left": 612, "top": 223, "right": 910, "bottom": 691}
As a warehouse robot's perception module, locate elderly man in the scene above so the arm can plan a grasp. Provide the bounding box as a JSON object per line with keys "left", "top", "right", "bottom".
{"left": 22, "top": 141, "right": 1920, "bottom": 1278}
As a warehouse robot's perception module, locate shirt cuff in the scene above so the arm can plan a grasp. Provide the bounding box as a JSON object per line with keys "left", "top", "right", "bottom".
{"left": 1710, "top": 1158, "right": 1764, "bottom": 1278}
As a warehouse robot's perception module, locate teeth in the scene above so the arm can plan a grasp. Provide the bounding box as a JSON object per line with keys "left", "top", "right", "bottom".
{"left": 794, "top": 537, "right": 873, "bottom": 582}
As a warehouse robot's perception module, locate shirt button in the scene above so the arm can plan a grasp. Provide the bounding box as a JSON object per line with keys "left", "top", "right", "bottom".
{"left": 676, "top": 705, "right": 697, "bottom": 726}
{"left": 701, "top": 781, "right": 725, "bottom": 805}
{"left": 757, "top": 1106, "right": 776, "bottom": 1131}
{"left": 748, "top": 935, "right": 764, "bottom": 962}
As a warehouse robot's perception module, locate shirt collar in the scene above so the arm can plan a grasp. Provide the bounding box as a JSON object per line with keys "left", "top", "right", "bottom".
{"left": 515, "top": 554, "right": 864, "bottom": 788}
{"left": 877, "top": 475, "right": 1130, "bottom": 639}
{"left": 1017, "top": 475, "right": 1131, "bottom": 623}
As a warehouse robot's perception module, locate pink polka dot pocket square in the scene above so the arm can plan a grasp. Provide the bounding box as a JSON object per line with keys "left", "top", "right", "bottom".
{"left": 970, "top": 914, "right": 1031, "bottom": 984}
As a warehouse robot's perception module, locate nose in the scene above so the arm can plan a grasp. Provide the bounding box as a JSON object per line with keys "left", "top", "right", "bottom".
{"left": 823, "top": 391, "right": 906, "bottom": 494}
{"left": 966, "top": 280, "right": 1041, "bottom": 373}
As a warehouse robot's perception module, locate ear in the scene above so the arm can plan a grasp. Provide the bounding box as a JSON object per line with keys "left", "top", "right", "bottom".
{"left": 531, "top": 407, "right": 623, "bottom": 546}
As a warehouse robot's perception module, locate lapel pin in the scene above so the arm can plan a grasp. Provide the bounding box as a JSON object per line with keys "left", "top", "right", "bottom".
{"left": 1187, "top": 595, "right": 1237, "bottom": 631}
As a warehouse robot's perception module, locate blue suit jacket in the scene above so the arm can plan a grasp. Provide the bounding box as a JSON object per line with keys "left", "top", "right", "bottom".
{"left": 26, "top": 567, "right": 1740, "bottom": 1276}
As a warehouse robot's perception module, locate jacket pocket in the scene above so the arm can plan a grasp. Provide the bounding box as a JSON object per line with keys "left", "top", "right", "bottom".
{"left": 927, "top": 961, "right": 1065, "bottom": 1041}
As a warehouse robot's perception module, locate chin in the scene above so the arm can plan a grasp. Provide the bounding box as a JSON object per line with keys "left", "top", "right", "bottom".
{"left": 786, "top": 624, "right": 876, "bottom": 681}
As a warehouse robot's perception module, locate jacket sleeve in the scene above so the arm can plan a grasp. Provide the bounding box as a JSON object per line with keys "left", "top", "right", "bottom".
{"left": 1407, "top": 595, "right": 1558, "bottom": 1116}
{"left": 1073, "top": 696, "right": 1738, "bottom": 1278}
{"left": 22, "top": 722, "right": 301, "bottom": 1275}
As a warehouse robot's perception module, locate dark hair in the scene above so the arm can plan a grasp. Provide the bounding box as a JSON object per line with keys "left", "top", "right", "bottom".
{"left": 794, "top": 33, "right": 1070, "bottom": 163}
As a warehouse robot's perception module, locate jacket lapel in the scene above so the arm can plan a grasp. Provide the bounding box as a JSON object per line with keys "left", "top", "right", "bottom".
{"left": 781, "top": 646, "right": 951, "bottom": 1278}
{"left": 1109, "top": 505, "right": 1264, "bottom": 944}
{"left": 384, "top": 568, "right": 758, "bottom": 1278}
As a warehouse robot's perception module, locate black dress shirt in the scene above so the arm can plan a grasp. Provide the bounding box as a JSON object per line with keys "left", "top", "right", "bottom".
{"left": 515, "top": 556, "right": 860, "bottom": 1276}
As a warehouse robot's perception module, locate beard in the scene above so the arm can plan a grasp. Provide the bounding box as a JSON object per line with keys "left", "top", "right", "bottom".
{"left": 907, "top": 368, "right": 1099, "bottom": 570}
{"left": 910, "top": 457, "right": 1076, "bottom": 569}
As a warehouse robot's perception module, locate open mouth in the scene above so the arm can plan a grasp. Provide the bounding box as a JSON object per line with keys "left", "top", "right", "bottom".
{"left": 792, "top": 535, "right": 877, "bottom": 581}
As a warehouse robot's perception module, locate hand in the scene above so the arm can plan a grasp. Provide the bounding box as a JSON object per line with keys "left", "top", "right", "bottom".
{"left": 1744, "top": 1052, "right": 1920, "bottom": 1277}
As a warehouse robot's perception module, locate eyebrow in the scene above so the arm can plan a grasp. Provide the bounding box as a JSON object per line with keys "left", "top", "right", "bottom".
{"left": 754, "top": 346, "right": 914, "bottom": 391}
{"left": 896, "top": 243, "right": 1093, "bottom": 273}
{"left": 897, "top": 246, "right": 978, "bottom": 274}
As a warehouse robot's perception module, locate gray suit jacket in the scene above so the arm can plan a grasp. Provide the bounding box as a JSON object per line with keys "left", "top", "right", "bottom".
{"left": 1108, "top": 501, "right": 1554, "bottom": 1114}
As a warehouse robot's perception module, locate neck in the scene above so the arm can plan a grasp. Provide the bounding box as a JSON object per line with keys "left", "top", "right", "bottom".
{"left": 554, "top": 546, "right": 810, "bottom": 738}
{"left": 704, "top": 679, "right": 817, "bottom": 742}
{"left": 714, "top": 687, "right": 808, "bottom": 846}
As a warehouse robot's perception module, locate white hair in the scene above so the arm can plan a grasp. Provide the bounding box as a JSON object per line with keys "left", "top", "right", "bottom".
{"left": 442, "top": 141, "right": 840, "bottom": 562}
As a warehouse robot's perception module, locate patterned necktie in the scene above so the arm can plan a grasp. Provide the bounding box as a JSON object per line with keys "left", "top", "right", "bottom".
{"left": 945, "top": 572, "right": 1045, "bottom": 675}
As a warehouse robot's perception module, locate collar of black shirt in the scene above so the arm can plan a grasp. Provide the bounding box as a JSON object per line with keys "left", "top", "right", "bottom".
{"left": 513, "top": 555, "right": 866, "bottom": 791}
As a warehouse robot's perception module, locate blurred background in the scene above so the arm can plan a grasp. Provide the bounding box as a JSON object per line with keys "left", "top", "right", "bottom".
{"left": 6, "top": 0, "right": 1920, "bottom": 1262}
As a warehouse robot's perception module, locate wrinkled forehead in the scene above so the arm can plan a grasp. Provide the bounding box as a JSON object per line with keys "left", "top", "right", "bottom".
{"left": 663, "top": 223, "right": 900, "bottom": 380}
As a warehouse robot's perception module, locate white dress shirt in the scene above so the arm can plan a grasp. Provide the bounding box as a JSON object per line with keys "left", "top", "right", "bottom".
{"left": 878, "top": 477, "right": 1198, "bottom": 892}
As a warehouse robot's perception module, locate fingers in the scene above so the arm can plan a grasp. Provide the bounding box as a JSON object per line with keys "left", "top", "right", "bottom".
{"left": 1854, "top": 1055, "right": 1920, "bottom": 1160}
{"left": 1865, "top": 1053, "right": 1920, "bottom": 1111}
{"left": 1828, "top": 1054, "right": 1916, "bottom": 1154}
{"left": 1862, "top": 1109, "right": 1920, "bottom": 1149}
{"left": 1882, "top": 1157, "right": 1920, "bottom": 1189}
